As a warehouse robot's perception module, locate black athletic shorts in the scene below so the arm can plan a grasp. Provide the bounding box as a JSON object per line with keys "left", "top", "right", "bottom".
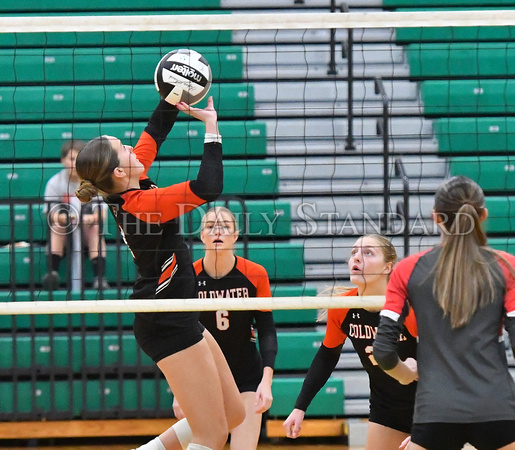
{"left": 411, "top": 420, "right": 515, "bottom": 450}
{"left": 133, "top": 311, "right": 204, "bottom": 363}
{"left": 369, "top": 403, "right": 413, "bottom": 434}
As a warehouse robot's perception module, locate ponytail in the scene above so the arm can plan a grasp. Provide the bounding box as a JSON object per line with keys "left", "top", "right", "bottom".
{"left": 75, "top": 179, "right": 101, "bottom": 203}
{"left": 433, "top": 203, "right": 498, "bottom": 328}
{"left": 433, "top": 176, "right": 502, "bottom": 328}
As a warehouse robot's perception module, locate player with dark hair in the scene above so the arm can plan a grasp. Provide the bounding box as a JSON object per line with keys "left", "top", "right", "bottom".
{"left": 75, "top": 97, "right": 244, "bottom": 450}
{"left": 283, "top": 234, "right": 417, "bottom": 450}
{"left": 373, "top": 176, "right": 515, "bottom": 450}
{"left": 174, "top": 206, "right": 277, "bottom": 450}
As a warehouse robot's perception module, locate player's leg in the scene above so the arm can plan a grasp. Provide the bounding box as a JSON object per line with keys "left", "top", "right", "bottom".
{"left": 201, "top": 329, "right": 246, "bottom": 431}
{"left": 229, "top": 391, "right": 262, "bottom": 450}
{"left": 157, "top": 337, "right": 232, "bottom": 450}
{"left": 42, "top": 225, "right": 67, "bottom": 289}
{"left": 365, "top": 422, "right": 410, "bottom": 450}
{"left": 82, "top": 222, "right": 109, "bottom": 288}
{"left": 406, "top": 442, "right": 427, "bottom": 450}
{"left": 134, "top": 419, "right": 191, "bottom": 450}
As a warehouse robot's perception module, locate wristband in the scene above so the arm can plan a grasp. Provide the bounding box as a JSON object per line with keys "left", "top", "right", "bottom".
{"left": 204, "top": 133, "right": 222, "bottom": 144}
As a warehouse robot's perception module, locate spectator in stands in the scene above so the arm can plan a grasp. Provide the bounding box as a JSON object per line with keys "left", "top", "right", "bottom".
{"left": 373, "top": 176, "right": 515, "bottom": 450}
{"left": 283, "top": 234, "right": 417, "bottom": 450}
{"left": 75, "top": 97, "right": 245, "bottom": 450}
{"left": 173, "top": 206, "right": 277, "bottom": 450}
{"left": 42, "top": 139, "right": 109, "bottom": 291}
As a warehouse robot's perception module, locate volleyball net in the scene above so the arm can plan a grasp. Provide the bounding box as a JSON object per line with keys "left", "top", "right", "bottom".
{"left": 0, "top": 2, "right": 514, "bottom": 424}
{"left": 2, "top": 4, "right": 515, "bottom": 306}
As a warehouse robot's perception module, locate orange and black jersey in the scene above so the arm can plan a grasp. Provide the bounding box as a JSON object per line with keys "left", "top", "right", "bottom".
{"left": 194, "top": 256, "right": 278, "bottom": 390}
{"left": 295, "top": 288, "right": 417, "bottom": 414}
{"left": 104, "top": 100, "right": 223, "bottom": 300}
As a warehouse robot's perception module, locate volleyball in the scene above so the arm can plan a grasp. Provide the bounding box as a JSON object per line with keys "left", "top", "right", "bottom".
{"left": 154, "top": 48, "right": 212, "bottom": 106}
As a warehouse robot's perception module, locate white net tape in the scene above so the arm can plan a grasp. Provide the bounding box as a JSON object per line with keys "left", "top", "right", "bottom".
{"left": 0, "top": 296, "right": 385, "bottom": 315}
{"left": 2, "top": 10, "right": 515, "bottom": 33}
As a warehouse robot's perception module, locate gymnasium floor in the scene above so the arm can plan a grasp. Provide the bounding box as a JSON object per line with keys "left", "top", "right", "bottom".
{"left": 1, "top": 439, "right": 478, "bottom": 450}
{"left": 4, "top": 444, "right": 358, "bottom": 450}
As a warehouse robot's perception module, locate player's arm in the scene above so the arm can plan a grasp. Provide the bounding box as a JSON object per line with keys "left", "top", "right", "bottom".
{"left": 255, "top": 311, "right": 277, "bottom": 371}
{"left": 373, "top": 259, "right": 418, "bottom": 385}
{"left": 254, "top": 310, "right": 277, "bottom": 413}
{"left": 498, "top": 251, "right": 515, "bottom": 353}
{"left": 177, "top": 97, "right": 222, "bottom": 202}
{"left": 284, "top": 309, "right": 346, "bottom": 439}
{"left": 506, "top": 313, "right": 515, "bottom": 355}
{"left": 133, "top": 100, "right": 180, "bottom": 173}
{"left": 294, "top": 343, "right": 343, "bottom": 412}
{"left": 284, "top": 344, "right": 342, "bottom": 438}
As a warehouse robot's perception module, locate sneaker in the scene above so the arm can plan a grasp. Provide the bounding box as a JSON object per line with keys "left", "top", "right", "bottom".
{"left": 42, "top": 271, "right": 60, "bottom": 291}
{"left": 92, "top": 276, "right": 110, "bottom": 290}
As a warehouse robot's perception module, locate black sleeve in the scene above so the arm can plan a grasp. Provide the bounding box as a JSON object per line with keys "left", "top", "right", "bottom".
{"left": 254, "top": 311, "right": 278, "bottom": 369}
{"left": 506, "top": 314, "right": 515, "bottom": 355}
{"left": 144, "top": 99, "right": 179, "bottom": 151}
{"left": 189, "top": 142, "right": 223, "bottom": 202}
{"left": 373, "top": 315, "right": 403, "bottom": 371}
{"left": 294, "top": 343, "right": 342, "bottom": 411}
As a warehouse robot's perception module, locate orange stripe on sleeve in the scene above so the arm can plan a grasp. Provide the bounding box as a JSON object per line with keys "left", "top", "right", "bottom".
{"left": 133, "top": 131, "right": 157, "bottom": 177}
{"left": 120, "top": 181, "right": 206, "bottom": 223}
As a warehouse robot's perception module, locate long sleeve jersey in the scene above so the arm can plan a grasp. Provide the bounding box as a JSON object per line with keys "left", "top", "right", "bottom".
{"left": 104, "top": 100, "right": 223, "bottom": 300}
{"left": 374, "top": 247, "right": 515, "bottom": 424}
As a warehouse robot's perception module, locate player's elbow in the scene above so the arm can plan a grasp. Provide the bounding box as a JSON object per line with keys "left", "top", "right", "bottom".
{"left": 373, "top": 341, "right": 399, "bottom": 371}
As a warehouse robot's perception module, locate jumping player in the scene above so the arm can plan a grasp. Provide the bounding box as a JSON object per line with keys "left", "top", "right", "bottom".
{"left": 174, "top": 206, "right": 277, "bottom": 450}
{"left": 74, "top": 97, "right": 245, "bottom": 450}
{"left": 373, "top": 176, "right": 515, "bottom": 450}
{"left": 283, "top": 234, "right": 417, "bottom": 450}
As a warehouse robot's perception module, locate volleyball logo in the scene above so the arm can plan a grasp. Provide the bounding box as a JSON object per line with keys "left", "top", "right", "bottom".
{"left": 154, "top": 49, "right": 212, "bottom": 105}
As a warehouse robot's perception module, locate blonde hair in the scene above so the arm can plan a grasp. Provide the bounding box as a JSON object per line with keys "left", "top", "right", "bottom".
{"left": 201, "top": 206, "right": 239, "bottom": 232}
{"left": 433, "top": 176, "right": 503, "bottom": 328}
{"left": 75, "top": 136, "right": 119, "bottom": 203}
{"left": 318, "top": 234, "right": 397, "bottom": 320}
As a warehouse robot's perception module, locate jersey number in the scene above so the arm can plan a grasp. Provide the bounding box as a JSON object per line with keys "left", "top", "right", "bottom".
{"left": 365, "top": 345, "right": 378, "bottom": 366}
{"left": 216, "top": 310, "right": 230, "bottom": 330}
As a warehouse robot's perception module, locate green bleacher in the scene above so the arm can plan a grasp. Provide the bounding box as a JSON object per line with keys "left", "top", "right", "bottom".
{"left": 0, "top": 203, "right": 46, "bottom": 242}
{"left": 484, "top": 196, "right": 515, "bottom": 233}
{"left": 489, "top": 237, "right": 515, "bottom": 252}
{"left": 0, "top": 121, "right": 267, "bottom": 160}
{"left": 397, "top": 25, "right": 515, "bottom": 43}
{"left": 0, "top": 378, "right": 173, "bottom": 418}
{"left": 0, "top": 243, "right": 137, "bottom": 286}
{"left": 0, "top": 28, "right": 233, "bottom": 48}
{"left": 0, "top": 46, "right": 243, "bottom": 83}
{"left": 0, "top": 333, "right": 154, "bottom": 371}
{"left": 421, "top": 80, "right": 515, "bottom": 116}
{"left": 275, "top": 330, "right": 325, "bottom": 370}
{"left": 399, "top": 1, "right": 515, "bottom": 255}
{"left": 434, "top": 117, "right": 515, "bottom": 154}
{"left": 406, "top": 43, "right": 515, "bottom": 77}
{"left": 0, "top": 0, "right": 222, "bottom": 12}
{"left": 0, "top": 240, "right": 305, "bottom": 286}
{"left": 0, "top": 159, "right": 277, "bottom": 199}
{"left": 385, "top": 0, "right": 515, "bottom": 5}
{"left": 0, "top": 83, "right": 255, "bottom": 121}
{"left": 149, "top": 159, "right": 278, "bottom": 196}
{"left": 269, "top": 377, "right": 344, "bottom": 418}
{"left": 448, "top": 156, "right": 515, "bottom": 191}
{"left": 0, "top": 289, "right": 134, "bottom": 330}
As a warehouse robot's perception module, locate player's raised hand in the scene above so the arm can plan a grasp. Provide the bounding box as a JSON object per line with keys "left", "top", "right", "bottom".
{"left": 175, "top": 96, "right": 218, "bottom": 135}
